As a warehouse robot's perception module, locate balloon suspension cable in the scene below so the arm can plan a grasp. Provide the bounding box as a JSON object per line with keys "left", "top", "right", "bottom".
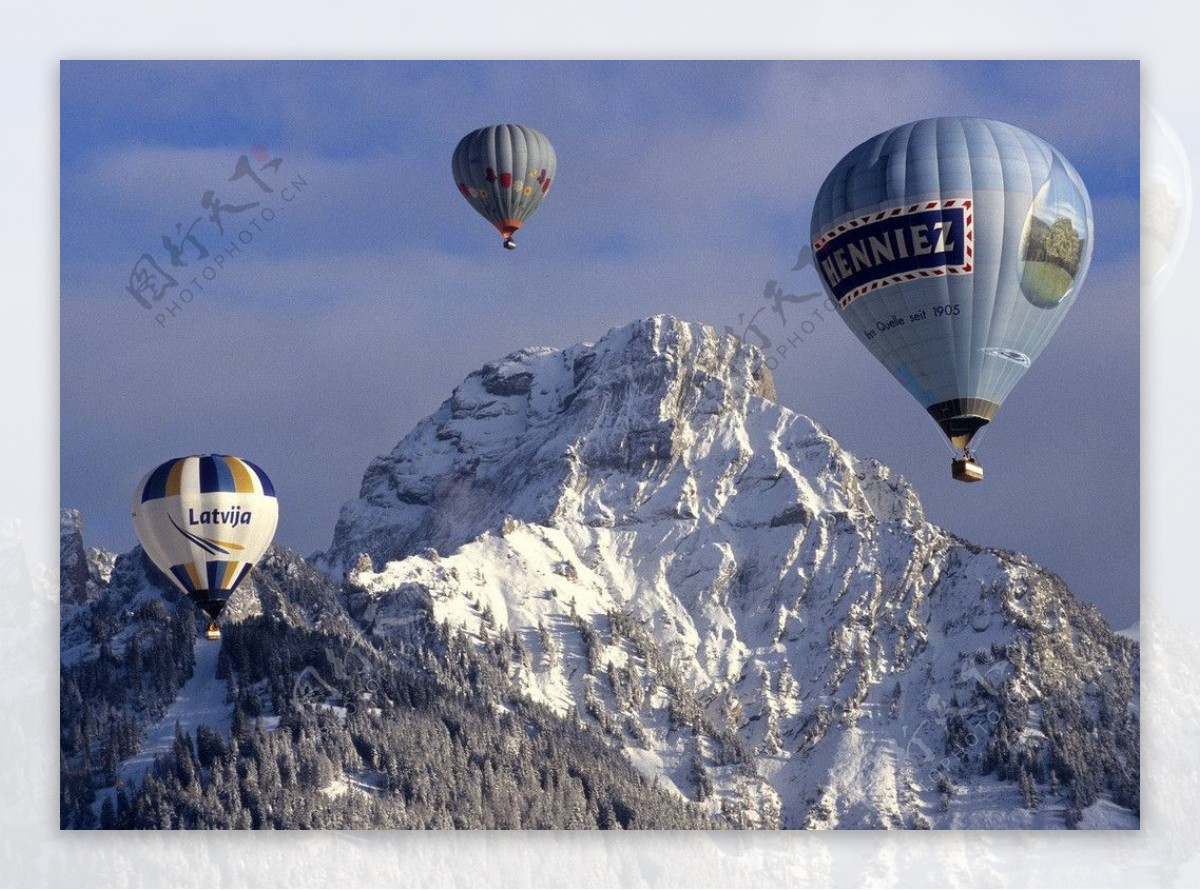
{"left": 965, "top": 421, "right": 991, "bottom": 454}
{"left": 921, "top": 410, "right": 962, "bottom": 456}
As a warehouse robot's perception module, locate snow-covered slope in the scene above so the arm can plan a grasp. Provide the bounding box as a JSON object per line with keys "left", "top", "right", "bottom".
{"left": 321, "top": 315, "right": 1139, "bottom": 829}
{"left": 116, "top": 638, "right": 230, "bottom": 790}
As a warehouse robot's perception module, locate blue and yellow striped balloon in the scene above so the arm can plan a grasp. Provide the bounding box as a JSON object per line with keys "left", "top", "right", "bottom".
{"left": 811, "top": 117, "right": 1093, "bottom": 455}
{"left": 132, "top": 455, "right": 278, "bottom": 626}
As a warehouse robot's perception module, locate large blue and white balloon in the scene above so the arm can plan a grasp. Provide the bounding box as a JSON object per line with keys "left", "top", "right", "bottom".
{"left": 811, "top": 117, "right": 1092, "bottom": 475}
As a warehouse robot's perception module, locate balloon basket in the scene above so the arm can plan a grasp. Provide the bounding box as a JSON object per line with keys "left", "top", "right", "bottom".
{"left": 952, "top": 457, "right": 984, "bottom": 483}
{"left": 204, "top": 622, "right": 222, "bottom": 642}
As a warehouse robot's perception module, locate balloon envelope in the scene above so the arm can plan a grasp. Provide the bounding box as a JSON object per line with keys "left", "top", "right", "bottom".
{"left": 132, "top": 455, "right": 279, "bottom": 621}
{"left": 452, "top": 124, "right": 556, "bottom": 247}
{"left": 810, "top": 117, "right": 1093, "bottom": 450}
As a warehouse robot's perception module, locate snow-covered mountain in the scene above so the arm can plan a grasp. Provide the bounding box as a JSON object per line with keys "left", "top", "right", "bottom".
{"left": 59, "top": 509, "right": 113, "bottom": 610}
{"left": 61, "top": 316, "right": 1138, "bottom": 830}
{"left": 59, "top": 524, "right": 715, "bottom": 830}
{"left": 317, "top": 315, "right": 1139, "bottom": 829}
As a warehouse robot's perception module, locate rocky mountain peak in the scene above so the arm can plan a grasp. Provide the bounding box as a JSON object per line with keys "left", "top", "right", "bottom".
{"left": 319, "top": 316, "right": 868, "bottom": 575}
{"left": 313, "top": 315, "right": 1136, "bottom": 828}
{"left": 63, "top": 316, "right": 1136, "bottom": 830}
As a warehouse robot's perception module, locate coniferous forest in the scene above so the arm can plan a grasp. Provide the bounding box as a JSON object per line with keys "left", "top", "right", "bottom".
{"left": 60, "top": 544, "right": 720, "bottom": 830}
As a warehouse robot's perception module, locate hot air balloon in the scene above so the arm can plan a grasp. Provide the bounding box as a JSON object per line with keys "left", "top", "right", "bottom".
{"left": 810, "top": 117, "right": 1093, "bottom": 482}
{"left": 1142, "top": 103, "right": 1192, "bottom": 307}
{"left": 452, "top": 124, "right": 556, "bottom": 249}
{"left": 132, "top": 455, "right": 279, "bottom": 640}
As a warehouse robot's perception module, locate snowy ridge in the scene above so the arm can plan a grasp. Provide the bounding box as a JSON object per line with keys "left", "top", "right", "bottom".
{"left": 61, "top": 316, "right": 1137, "bottom": 830}
{"left": 325, "top": 315, "right": 1139, "bottom": 829}
{"left": 318, "top": 316, "right": 777, "bottom": 574}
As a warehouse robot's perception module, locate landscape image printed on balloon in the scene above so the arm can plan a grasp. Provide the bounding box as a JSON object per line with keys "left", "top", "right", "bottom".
{"left": 1019, "top": 167, "right": 1090, "bottom": 308}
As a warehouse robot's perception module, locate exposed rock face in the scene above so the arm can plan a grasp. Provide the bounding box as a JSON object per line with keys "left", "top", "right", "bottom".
{"left": 316, "top": 316, "right": 1138, "bottom": 829}
{"left": 59, "top": 509, "right": 113, "bottom": 609}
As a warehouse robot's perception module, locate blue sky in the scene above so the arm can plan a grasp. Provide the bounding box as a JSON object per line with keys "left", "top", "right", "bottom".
{"left": 60, "top": 60, "right": 1140, "bottom": 626}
